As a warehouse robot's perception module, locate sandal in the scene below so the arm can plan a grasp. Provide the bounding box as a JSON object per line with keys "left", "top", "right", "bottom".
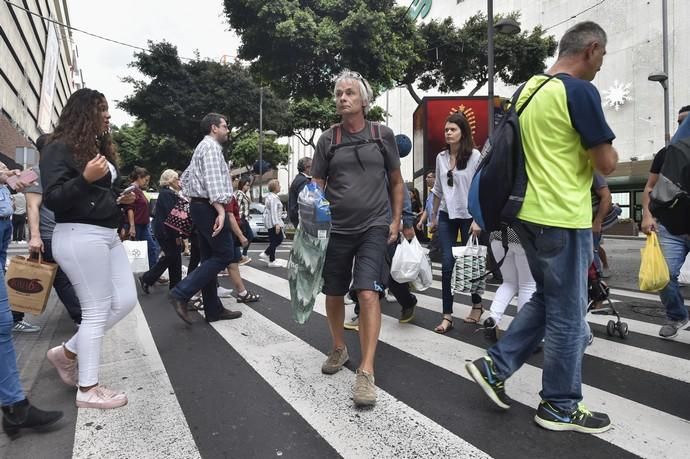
{"left": 434, "top": 317, "right": 454, "bottom": 334}
{"left": 463, "top": 304, "right": 484, "bottom": 324}
{"left": 237, "top": 291, "right": 260, "bottom": 303}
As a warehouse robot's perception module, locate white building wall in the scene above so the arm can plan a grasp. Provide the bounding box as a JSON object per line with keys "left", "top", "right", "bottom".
{"left": 285, "top": 0, "right": 688, "bottom": 183}
{"left": 0, "top": 0, "right": 78, "bottom": 145}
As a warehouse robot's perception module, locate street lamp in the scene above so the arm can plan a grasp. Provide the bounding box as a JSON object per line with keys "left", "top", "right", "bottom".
{"left": 487, "top": 2, "right": 521, "bottom": 136}
{"left": 648, "top": 0, "right": 670, "bottom": 145}
{"left": 257, "top": 88, "right": 278, "bottom": 202}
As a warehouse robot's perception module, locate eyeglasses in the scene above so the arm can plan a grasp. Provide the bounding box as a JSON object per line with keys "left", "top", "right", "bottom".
{"left": 447, "top": 170, "right": 453, "bottom": 187}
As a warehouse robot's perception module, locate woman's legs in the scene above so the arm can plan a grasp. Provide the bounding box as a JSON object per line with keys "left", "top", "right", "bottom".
{"left": 135, "top": 223, "right": 158, "bottom": 270}
{"left": 488, "top": 241, "right": 519, "bottom": 324}
{"left": 435, "top": 212, "right": 462, "bottom": 331}
{"left": 54, "top": 224, "right": 137, "bottom": 389}
{"left": 265, "top": 230, "right": 283, "bottom": 262}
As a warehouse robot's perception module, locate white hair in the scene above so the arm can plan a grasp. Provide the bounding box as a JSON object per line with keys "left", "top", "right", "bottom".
{"left": 159, "top": 169, "right": 179, "bottom": 187}
{"left": 333, "top": 69, "right": 374, "bottom": 114}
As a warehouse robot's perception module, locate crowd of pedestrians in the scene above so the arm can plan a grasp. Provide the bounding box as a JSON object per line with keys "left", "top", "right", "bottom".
{"left": 2, "top": 19, "right": 687, "bottom": 444}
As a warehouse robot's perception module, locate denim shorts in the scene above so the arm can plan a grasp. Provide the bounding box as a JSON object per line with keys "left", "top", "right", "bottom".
{"left": 322, "top": 225, "right": 389, "bottom": 296}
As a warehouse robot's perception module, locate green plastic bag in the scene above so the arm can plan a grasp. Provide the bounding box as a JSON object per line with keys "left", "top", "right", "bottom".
{"left": 639, "top": 232, "right": 670, "bottom": 292}
{"left": 288, "top": 226, "right": 329, "bottom": 324}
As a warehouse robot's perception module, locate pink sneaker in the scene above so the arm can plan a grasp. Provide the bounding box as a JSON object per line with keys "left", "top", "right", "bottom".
{"left": 76, "top": 385, "right": 128, "bottom": 409}
{"left": 46, "top": 345, "right": 77, "bottom": 386}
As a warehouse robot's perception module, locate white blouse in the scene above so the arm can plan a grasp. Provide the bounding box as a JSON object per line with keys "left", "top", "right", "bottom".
{"left": 431, "top": 148, "right": 481, "bottom": 220}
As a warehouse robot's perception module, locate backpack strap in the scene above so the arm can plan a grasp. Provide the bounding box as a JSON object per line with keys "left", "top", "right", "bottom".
{"left": 326, "top": 121, "right": 389, "bottom": 172}
{"left": 330, "top": 123, "right": 342, "bottom": 148}
{"left": 516, "top": 74, "right": 559, "bottom": 116}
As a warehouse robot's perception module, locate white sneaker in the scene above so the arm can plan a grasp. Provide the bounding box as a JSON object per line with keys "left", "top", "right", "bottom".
{"left": 385, "top": 289, "right": 397, "bottom": 303}
{"left": 344, "top": 295, "right": 355, "bottom": 305}
{"left": 258, "top": 252, "right": 269, "bottom": 262}
{"left": 217, "top": 286, "right": 234, "bottom": 298}
{"left": 76, "top": 385, "right": 128, "bottom": 409}
{"left": 267, "top": 261, "right": 281, "bottom": 268}
{"left": 344, "top": 315, "right": 359, "bottom": 331}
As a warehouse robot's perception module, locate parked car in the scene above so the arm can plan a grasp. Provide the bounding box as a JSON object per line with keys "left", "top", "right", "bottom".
{"left": 247, "top": 201, "right": 288, "bottom": 241}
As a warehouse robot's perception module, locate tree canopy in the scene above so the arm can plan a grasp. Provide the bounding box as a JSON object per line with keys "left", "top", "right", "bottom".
{"left": 223, "top": 3, "right": 557, "bottom": 103}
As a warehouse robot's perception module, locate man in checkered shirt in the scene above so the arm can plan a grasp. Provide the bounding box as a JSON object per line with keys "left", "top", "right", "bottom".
{"left": 168, "top": 113, "right": 242, "bottom": 324}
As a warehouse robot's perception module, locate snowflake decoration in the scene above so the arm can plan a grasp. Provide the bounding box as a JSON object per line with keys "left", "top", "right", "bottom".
{"left": 603, "top": 80, "right": 632, "bottom": 111}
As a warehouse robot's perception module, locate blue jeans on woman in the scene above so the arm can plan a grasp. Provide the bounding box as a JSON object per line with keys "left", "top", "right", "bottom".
{"left": 488, "top": 220, "right": 592, "bottom": 413}
{"left": 135, "top": 223, "right": 159, "bottom": 270}
{"left": 657, "top": 224, "right": 690, "bottom": 322}
{"left": 0, "top": 268, "right": 25, "bottom": 406}
{"left": 438, "top": 211, "right": 475, "bottom": 314}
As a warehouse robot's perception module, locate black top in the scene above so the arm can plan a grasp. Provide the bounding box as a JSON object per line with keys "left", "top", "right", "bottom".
{"left": 288, "top": 172, "right": 310, "bottom": 227}
{"left": 39, "top": 141, "right": 124, "bottom": 229}
{"left": 152, "top": 186, "right": 180, "bottom": 241}
{"left": 650, "top": 147, "right": 666, "bottom": 174}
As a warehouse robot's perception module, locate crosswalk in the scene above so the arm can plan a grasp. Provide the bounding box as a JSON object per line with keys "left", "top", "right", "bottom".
{"left": 10, "top": 241, "right": 690, "bottom": 458}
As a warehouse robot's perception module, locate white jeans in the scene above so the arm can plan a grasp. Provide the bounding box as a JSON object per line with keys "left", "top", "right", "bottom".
{"left": 489, "top": 240, "right": 536, "bottom": 324}
{"left": 53, "top": 223, "right": 137, "bottom": 387}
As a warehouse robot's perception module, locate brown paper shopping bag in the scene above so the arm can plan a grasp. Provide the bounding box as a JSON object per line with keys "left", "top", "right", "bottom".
{"left": 6, "top": 254, "right": 58, "bottom": 315}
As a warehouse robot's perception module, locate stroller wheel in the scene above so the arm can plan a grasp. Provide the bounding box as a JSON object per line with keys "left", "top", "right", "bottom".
{"left": 606, "top": 320, "right": 616, "bottom": 337}
{"left": 618, "top": 322, "right": 629, "bottom": 339}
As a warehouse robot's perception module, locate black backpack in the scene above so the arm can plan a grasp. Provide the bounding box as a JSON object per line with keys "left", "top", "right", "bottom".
{"left": 468, "top": 74, "right": 557, "bottom": 232}
{"left": 650, "top": 138, "right": 690, "bottom": 235}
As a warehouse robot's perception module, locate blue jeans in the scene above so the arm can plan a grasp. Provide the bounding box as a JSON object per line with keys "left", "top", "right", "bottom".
{"left": 135, "top": 223, "right": 159, "bottom": 270}
{"left": 657, "top": 224, "right": 690, "bottom": 322}
{"left": 171, "top": 202, "right": 234, "bottom": 320}
{"left": 488, "top": 220, "right": 592, "bottom": 412}
{"left": 0, "top": 218, "right": 11, "bottom": 273}
{"left": 438, "top": 211, "right": 474, "bottom": 314}
{"left": 0, "top": 266, "right": 25, "bottom": 405}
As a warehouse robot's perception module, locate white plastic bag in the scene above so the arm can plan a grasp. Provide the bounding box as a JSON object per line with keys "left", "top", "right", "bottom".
{"left": 679, "top": 253, "right": 690, "bottom": 286}
{"left": 412, "top": 249, "right": 433, "bottom": 291}
{"left": 123, "top": 240, "right": 149, "bottom": 273}
{"left": 391, "top": 237, "right": 424, "bottom": 284}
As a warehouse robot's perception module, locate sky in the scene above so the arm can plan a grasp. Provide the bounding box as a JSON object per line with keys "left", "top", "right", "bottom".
{"left": 68, "top": 0, "right": 242, "bottom": 127}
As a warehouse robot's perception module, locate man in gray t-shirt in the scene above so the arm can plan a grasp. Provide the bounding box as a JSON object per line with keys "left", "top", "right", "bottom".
{"left": 310, "top": 70, "right": 403, "bottom": 408}
{"left": 25, "top": 165, "right": 81, "bottom": 324}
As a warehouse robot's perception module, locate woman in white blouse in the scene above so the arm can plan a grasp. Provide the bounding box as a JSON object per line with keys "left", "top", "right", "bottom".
{"left": 260, "top": 179, "right": 284, "bottom": 268}
{"left": 429, "top": 113, "right": 483, "bottom": 333}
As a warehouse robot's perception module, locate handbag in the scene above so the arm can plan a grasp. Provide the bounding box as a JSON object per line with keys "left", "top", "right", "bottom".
{"left": 123, "top": 240, "right": 149, "bottom": 273}
{"left": 451, "top": 235, "right": 487, "bottom": 295}
{"left": 164, "top": 196, "right": 192, "bottom": 236}
{"left": 7, "top": 253, "right": 58, "bottom": 315}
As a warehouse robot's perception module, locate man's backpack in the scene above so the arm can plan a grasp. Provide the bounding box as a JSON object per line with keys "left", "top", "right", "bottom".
{"left": 468, "top": 74, "right": 557, "bottom": 232}
{"left": 325, "top": 122, "right": 388, "bottom": 173}
{"left": 650, "top": 138, "right": 690, "bottom": 235}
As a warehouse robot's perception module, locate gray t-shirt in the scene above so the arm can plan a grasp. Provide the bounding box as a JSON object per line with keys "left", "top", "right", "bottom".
{"left": 311, "top": 121, "right": 400, "bottom": 234}
{"left": 23, "top": 166, "right": 57, "bottom": 239}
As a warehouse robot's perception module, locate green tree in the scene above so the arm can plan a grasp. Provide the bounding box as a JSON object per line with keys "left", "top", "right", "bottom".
{"left": 404, "top": 13, "right": 558, "bottom": 102}
{"left": 112, "top": 120, "right": 191, "bottom": 181}
{"left": 229, "top": 132, "right": 290, "bottom": 170}
{"left": 223, "top": 0, "right": 423, "bottom": 99}
{"left": 119, "top": 41, "right": 291, "bottom": 158}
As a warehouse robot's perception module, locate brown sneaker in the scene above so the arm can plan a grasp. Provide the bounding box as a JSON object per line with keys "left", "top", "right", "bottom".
{"left": 353, "top": 369, "right": 376, "bottom": 407}
{"left": 321, "top": 346, "right": 349, "bottom": 374}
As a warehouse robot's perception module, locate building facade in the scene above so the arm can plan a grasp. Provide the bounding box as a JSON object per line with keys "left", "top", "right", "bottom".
{"left": 0, "top": 0, "right": 81, "bottom": 165}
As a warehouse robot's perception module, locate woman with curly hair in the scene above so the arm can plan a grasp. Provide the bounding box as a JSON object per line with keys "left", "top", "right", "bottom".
{"left": 40, "top": 88, "right": 137, "bottom": 409}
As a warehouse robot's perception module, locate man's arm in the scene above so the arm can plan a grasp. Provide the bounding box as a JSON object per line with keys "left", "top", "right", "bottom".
{"left": 589, "top": 143, "right": 618, "bottom": 176}
{"left": 387, "top": 168, "right": 404, "bottom": 244}
{"left": 593, "top": 185, "right": 612, "bottom": 234}
{"left": 641, "top": 173, "right": 659, "bottom": 234}
{"left": 26, "top": 192, "right": 43, "bottom": 253}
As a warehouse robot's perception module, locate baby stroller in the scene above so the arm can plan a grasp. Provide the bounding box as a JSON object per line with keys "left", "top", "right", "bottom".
{"left": 587, "top": 263, "right": 629, "bottom": 339}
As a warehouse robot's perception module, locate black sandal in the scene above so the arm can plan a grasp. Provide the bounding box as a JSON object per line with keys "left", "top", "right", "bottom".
{"left": 463, "top": 305, "right": 484, "bottom": 324}
{"left": 237, "top": 291, "right": 260, "bottom": 303}
{"left": 434, "top": 317, "right": 454, "bottom": 334}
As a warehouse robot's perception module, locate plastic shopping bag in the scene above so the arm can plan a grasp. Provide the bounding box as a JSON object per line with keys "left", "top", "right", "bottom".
{"left": 639, "top": 232, "right": 670, "bottom": 292}
{"left": 412, "top": 249, "right": 433, "bottom": 292}
{"left": 451, "top": 235, "right": 487, "bottom": 295}
{"left": 123, "top": 240, "right": 149, "bottom": 273}
{"left": 678, "top": 253, "right": 690, "bottom": 286}
{"left": 391, "top": 237, "right": 424, "bottom": 284}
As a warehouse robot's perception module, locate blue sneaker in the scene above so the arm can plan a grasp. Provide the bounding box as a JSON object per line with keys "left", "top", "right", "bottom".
{"left": 465, "top": 356, "right": 512, "bottom": 409}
